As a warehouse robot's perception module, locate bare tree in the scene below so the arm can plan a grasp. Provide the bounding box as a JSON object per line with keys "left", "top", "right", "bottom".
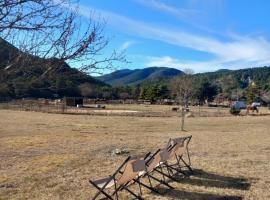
{"left": 172, "top": 69, "right": 197, "bottom": 131}
{"left": 0, "top": 0, "right": 126, "bottom": 74}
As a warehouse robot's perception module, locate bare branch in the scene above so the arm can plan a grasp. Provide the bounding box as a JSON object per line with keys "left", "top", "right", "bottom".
{"left": 0, "top": 0, "right": 126, "bottom": 75}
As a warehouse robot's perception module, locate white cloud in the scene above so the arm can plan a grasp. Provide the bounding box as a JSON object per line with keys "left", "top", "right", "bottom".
{"left": 145, "top": 55, "right": 270, "bottom": 72}
{"left": 133, "top": 0, "right": 223, "bottom": 34}
{"left": 119, "top": 41, "right": 135, "bottom": 51}
{"left": 66, "top": 2, "right": 270, "bottom": 72}
{"left": 134, "top": 0, "right": 201, "bottom": 20}
{"left": 146, "top": 56, "right": 181, "bottom": 68}
{"left": 145, "top": 55, "right": 220, "bottom": 72}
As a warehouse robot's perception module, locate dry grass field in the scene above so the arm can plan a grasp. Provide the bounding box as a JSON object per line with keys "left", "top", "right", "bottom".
{"left": 0, "top": 106, "right": 270, "bottom": 200}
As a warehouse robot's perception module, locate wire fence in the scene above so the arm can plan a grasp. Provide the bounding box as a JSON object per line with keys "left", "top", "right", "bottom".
{"left": 0, "top": 100, "right": 269, "bottom": 117}
{"left": 0, "top": 101, "right": 67, "bottom": 114}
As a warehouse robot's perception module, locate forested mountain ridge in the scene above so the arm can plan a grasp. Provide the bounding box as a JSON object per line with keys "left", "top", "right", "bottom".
{"left": 97, "top": 67, "right": 183, "bottom": 86}
{"left": 1, "top": 38, "right": 270, "bottom": 103}
{"left": 196, "top": 66, "right": 270, "bottom": 91}
{"left": 0, "top": 38, "right": 106, "bottom": 98}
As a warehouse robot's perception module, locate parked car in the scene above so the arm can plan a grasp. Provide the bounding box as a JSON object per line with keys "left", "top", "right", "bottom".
{"left": 231, "top": 101, "right": 247, "bottom": 109}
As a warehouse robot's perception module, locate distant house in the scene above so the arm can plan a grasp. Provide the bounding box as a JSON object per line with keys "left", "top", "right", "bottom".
{"left": 64, "top": 97, "right": 83, "bottom": 107}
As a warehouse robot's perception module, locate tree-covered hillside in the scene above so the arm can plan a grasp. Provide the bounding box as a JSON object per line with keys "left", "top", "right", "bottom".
{"left": 1, "top": 37, "right": 270, "bottom": 104}
{"left": 0, "top": 38, "right": 106, "bottom": 98}
{"left": 97, "top": 67, "right": 183, "bottom": 86}
{"left": 195, "top": 67, "right": 270, "bottom": 102}
{"left": 106, "top": 66, "right": 270, "bottom": 104}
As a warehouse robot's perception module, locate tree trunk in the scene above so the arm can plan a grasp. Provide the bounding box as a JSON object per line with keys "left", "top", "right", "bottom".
{"left": 181, "top": 107, "right": 185, "bottom": 131}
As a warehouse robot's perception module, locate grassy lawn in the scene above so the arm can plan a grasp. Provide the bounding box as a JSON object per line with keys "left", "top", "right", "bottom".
{"left": 0, "top": 108, "right": 269, "bottom": 199}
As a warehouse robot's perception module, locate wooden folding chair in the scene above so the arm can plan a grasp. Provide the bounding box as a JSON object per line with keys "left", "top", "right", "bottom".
{"left": 167, "top": 135, "right": 193, "bottom": 174}
{"left": 89, "top": 156, "right": 146, "bottom": 200}
{"left": 133, "top": 143, "right": 180, "bottom": 195}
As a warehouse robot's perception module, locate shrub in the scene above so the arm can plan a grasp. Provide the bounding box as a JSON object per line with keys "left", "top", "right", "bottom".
{"left": 230, "top": 107, "right": 241, "bottom": 115}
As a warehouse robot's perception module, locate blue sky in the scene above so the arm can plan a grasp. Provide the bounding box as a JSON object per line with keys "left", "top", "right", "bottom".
{"left": 74, "top": 0, "right": 270, "bottom": 73}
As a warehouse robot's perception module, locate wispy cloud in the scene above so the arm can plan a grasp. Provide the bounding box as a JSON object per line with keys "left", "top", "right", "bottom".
{"left": 187, "top": 0, "right": 225, "bottom": 11}
{"left": 119, "top": 41, "right": 135, "bottom": 51}
{"left": 146, "top": 56, "right": 185, "bottom": 68}
{"left": 145, "top": 55, "right": 220, "bottom": 72}
{"left": 68, "top": 2, "right": 270, "bottom": 72}
{"left": 145, "top": 55, "right": 270, "bottom": 72}
{"left": 133, "top": 0, "right": 222, "bottom": 34}
{"left": 134, "top": 0, "right": 202, "bottom": 20}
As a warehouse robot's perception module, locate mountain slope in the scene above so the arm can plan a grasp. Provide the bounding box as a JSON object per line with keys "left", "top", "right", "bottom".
{"left": 0, "top": 38, "right": 106, "bottom": 98}
{"left": 197, "top": 66, "right": 270, "bottom": 82}
{"left": 97, "top": 67, "right": 183, "bottom": 86}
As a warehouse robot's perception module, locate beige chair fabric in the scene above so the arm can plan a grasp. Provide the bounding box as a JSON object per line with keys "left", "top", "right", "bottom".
{"left": 117, "top": 157, "right": 145, "bottom": 185}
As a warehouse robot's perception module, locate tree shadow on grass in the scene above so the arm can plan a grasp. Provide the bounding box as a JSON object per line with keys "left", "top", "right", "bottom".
{"left": 170, "top": 168, "right": 251, "bottom": 191}
{"left": 158, "top": 188, "right": 243, "bottom": 200}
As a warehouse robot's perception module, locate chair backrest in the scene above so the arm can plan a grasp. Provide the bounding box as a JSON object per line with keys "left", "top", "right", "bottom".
{"left": 117, "top": 157, "right": 146, "bottom": 185}
{"left": 146, "top": 142, "right": 178, "bottom": 172}
{"left": 146, "top": 149, "right": 162, "bottom": 172}
{"left": 169, "top": 135, "right": 192, "bottom": 157}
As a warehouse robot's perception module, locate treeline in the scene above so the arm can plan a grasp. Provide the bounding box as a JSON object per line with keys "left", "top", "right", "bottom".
{"left": 0, "top": 58, "right": 105, "bottom": 99}
{"left": 77, "top": 76, "right": 218, "bottom": 104}
{"left": 196, "top": 67, "right": 270, "bottom": 104}
{"left": 1, "top": 65, "right": 270, "bottom": 105}
{"left": 78, "top": 68, "right": 270, "bottom": 105}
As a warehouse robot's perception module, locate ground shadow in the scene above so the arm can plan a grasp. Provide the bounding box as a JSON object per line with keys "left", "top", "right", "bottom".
{"left": 157, "top": 189, "right": 243, "bottom": 200}
{"left": 170, "top": 168, "right": 251, "bottom": 191}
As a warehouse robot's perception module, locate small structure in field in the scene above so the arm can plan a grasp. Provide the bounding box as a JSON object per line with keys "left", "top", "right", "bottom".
{"left": 171, "top": 107, "right": 179, "bottom": 112}
{"left": 162, "top": 99, "right": 175, "bottom": 105}
{"left": 64, "top": 97, "right": 83, "bottom": 107}
{"left": 96, "top": 104, "right": 106, "bottom": 109}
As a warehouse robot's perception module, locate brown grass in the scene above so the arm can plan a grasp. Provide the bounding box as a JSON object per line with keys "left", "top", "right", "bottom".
{"left": 0, "top": 107, "right": 270, "bottom": 200}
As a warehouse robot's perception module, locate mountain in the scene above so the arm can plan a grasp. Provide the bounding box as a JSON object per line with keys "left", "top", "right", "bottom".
{"left": 197, "top": 66, "right": 270, "bottom": 82}
{"left": 0, "top": 38, "right": 106, "bottom": 98}
{"left": 97, "top": 67, "right": 183, "bottom": 86}
{"left": 192, "top": 66, "right": 270, "bottom": 102}
{"left": 215, "top": 69, "right": 231, "bottom": 73}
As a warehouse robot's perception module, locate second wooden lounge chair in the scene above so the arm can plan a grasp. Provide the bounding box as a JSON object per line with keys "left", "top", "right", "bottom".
{"left": 167, "top": 135, "right": 193, "bottom": 174}
{"left": 89, "top": 156, "right": 147, "bottom": 200}
{"left": 133, "top": 143, "right": 179, "bottom": 195}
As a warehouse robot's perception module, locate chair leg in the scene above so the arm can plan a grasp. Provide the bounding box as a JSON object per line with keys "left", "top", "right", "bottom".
{"left": 148, "top": 173, "right": 174, "bottom": 190}
{"left": 179, "top": 156, "right": 193, "bottom": 173}
{"left": 137, "top": 177, "right": 143, "bottom": 196}
{"left": 175, "top": 155, "right": 182, "bottom": 169}
{"left": 134, "top": 178, "right": 160, "bottom": 194}
{"left": 111, "top": 185, "right": 123, "bottom": 197}
{"left": 147, "top": 173, "right": 153, "bottom": 188}
{"left": 123, "top": 186, "right": 144, "bottom": 200}
{"left": 149, "top": 170, "right": 174, "bottom": 189}
{"left": 89, "top": 180, "right": 114, "bottom": 200}
{"left": 159, "top": 166, "right": 166, "bottom": 182}
{"left": 163, "top": 162, "right": 186, "bottom": 177}
{"left": 154, "top": 167, "right": 178, "bottom": 182}
{"left": 114, "top": 179, "right": 119, "bottom": 200}
{"left": 186, "top": 147, "right": 192, "bottom": 166}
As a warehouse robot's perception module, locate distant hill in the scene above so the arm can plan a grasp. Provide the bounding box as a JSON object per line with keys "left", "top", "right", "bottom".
{"left": 0, "top": 38, "right": 105, "bottom": 98}
{"left": 97, "top": 67, "right": 183, "bottom": 86}
{"left": 194, "top": 66, "right": 270, "bottom": 96}
{"left": 197, "top": 66, "right": 270, "bottom": 84}
{"left": 215, "top": 69, "right": 231, "bottom": 72}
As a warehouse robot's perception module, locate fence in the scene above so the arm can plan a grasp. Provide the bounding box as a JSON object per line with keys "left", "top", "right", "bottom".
{"left": 0, "top": 100, "right": 269, "bottom": 117}
{"left": 0, "top": 101, "right": 67, "bottom": 114}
